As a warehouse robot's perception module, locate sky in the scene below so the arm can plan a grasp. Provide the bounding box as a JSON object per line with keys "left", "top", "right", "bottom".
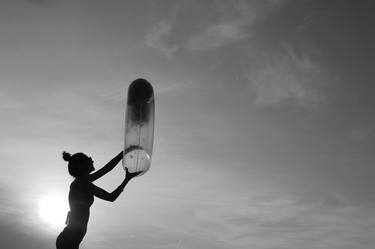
{"left": 0, "top": 0, "right": 375, "bottom": 248}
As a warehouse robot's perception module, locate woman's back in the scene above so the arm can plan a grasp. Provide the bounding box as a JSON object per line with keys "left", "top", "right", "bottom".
{"left": 68, "top": 179, "right": 94, "bottom": 228}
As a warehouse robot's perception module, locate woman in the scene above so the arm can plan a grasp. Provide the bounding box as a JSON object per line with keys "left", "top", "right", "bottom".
{"left": 56, "top": 149, "right": 139, "bottom": 249}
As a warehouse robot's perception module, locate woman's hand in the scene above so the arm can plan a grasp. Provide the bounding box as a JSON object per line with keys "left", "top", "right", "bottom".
{"left": 124, "top": 167, "right": 142, "bottom": 180}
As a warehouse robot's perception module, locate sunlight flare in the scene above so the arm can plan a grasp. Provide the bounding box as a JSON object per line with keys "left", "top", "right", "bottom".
{"left": 38, "top": 195, "right": 69, "bottom": 228}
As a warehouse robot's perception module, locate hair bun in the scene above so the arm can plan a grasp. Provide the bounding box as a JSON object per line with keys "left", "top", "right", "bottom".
{"left": 62, "top": 151, "right": 72, "bottom": 162}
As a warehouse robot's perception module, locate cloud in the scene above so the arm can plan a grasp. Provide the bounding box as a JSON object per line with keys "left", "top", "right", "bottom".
{"left": 282, "top": 42, "right": 319, "bottom": 73}
{"left": 0, "top": 185, "right": 54, "bottom": 249}
{"left": 348, "top": 126, "right": 373, "bottom": 141}
{"left": 25, "top": 0, "right": 48, "bottom": 4}
{"left": 0, "top": 223, "right": 51, "bottom": 249}
{"left": 145, "top": 21, "right": 178, "bottom": 58}
{"left": 186, "top": 0, "right": 290, "bottom": 51}
{"left": 145, "top": 0, "right": 289, "bottom": 56}
{"left": 159, "top": 185, "right": 375, "bottom": 249}
{"left": 253, "top": 67, "right": 311, "bottom": 107}
{"left": 217, "top": 193, "right": 375, "bottom": 249}
{"left": 247, "top": 45, "right": 325, "bottom": 108}
{"left": 156, "top": 80, "right": 194, "bottom": 95}
{"left": 185, "top": 1, "right": 254, "bottom": 51}
{"left": 186, "top": 21, "right": 248, "bottom": 51}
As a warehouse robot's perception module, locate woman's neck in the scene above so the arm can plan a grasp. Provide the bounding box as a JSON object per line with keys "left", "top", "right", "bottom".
{"left": 76, "top": 174, "right": 89, "bottom": 181}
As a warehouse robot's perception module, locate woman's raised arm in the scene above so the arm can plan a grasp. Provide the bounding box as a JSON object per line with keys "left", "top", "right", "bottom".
{"left": 90, "top": 168, "right": 141, "bottom": 202}
{"left": 89, "top": 182, "right": 126, "bottom": 202}
{"left": 89, "top": 151, "right": 123, "bottom": 182}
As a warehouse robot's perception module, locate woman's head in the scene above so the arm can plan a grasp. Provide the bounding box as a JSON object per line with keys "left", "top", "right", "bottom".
{"left": 62, "top": 151, "right": 95, "bottom": 178}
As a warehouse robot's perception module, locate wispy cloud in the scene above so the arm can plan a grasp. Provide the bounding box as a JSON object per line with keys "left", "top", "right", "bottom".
{"left": 0, "top": 185, "right": 54, "bottom": 249}
{"left": 155, "top": 80, "right": 195, "bottom": 95}
{"left": 282, "top": 42, "right": 319, "bottom": 73}
{"left": 145, "top": 0, "right": 289, "bottom": 56}
{"left": 348, "top": 126, "right": 373, "bottom": 141}
{"left": 247, "top": 44, "right": 325, "bottom": 109}
{"left": 0, "top": 223, "right": 51, "bottom": 249}
{"left": 140, "top": 186, "right": 375, "bottom": 249}
{"left": 191, "top": 190, "right": 375, "bottom": 249}
{"left": 25, "top": 0, "right": 48, "bottom": 5}
{"left": 145, "top": 21, "right": 178, "bottom": 58}
{"left": 186, "top": 21, "right": 248, "bottom": 51}
{"left": 184, "top": 1, "right": 254, "bottom": 51}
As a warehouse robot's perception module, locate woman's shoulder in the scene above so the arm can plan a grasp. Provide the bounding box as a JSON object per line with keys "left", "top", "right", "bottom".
{"left": 70, "top": 178, "right": 91, "bottom": 189}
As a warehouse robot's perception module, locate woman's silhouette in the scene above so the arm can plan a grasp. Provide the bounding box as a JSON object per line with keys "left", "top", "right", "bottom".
{"left": 56, "top": 149, "right": 139, "bottom": 249}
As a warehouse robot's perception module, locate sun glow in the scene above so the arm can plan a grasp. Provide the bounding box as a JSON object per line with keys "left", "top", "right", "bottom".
{"left": 38, "top": 195, "right": 69, "bottom": 228}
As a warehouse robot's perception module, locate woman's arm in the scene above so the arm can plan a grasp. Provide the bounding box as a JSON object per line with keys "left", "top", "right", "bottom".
{"left": 90, "top": 179, "right": 129, "bottom": 202}
{"left": 90, "top": 168, "right": 141, "bottom": 202}
{"left": 89, "top": 151, "right": 123, "bottom": 182}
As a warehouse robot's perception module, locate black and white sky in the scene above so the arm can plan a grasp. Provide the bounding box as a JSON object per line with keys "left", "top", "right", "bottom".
{"left": 1, "top": 1, "right": 375, "bottom": 249}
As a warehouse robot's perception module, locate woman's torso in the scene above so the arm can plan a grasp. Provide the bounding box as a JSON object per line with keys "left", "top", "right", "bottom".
{"left": 68, "top": 179, "right": 94, "bottom": 229}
